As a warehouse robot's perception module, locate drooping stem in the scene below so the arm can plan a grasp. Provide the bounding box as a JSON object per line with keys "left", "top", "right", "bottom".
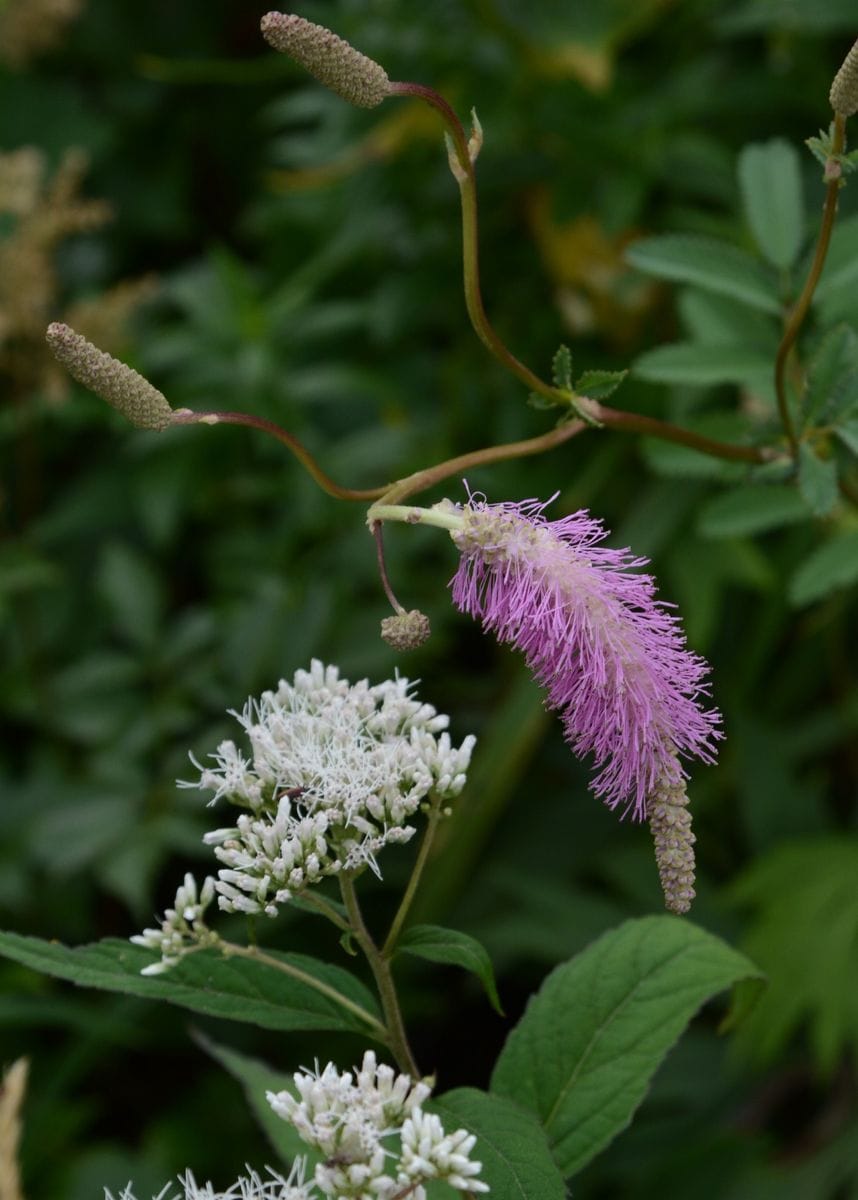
{"left": 339, "top": 875, "right": 419, "bottom": 1076}
{"left": 169, "top": 407, "right": 387, "bottom": 500}
{"left": 382, "top": 795, "right": 445, "bottom": 956}
{"left": 219, "top": 939, "right": 388, "bottom": 1039}
{"left": 774, "top": 113, "right": 847, "bottom": 457}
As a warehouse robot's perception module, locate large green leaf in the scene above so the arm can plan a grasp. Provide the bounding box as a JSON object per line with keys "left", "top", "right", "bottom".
{"left": 738, "top": 140, "right": 803, "bottom": 269}
{"left": 697, "top": 484, "right": 810, "bottom": 538}
{"left": 396, "top": 924, "right": 503, "bottom": 1015}
{"left": 0, "top": 933, "right": 381, "bottom": 1035}
{"left": 626, "top": 234, "right": 781, "bottom": 313}
{"left": 490, "top": 916, "right": 760, "bottom": 1179}
{"left": 788, "top": 531, "right": 858, "bottom": 606}
{"left": 633, "top": 342, "right": 773, "bottom": 388}
{"left": 430, "top": 1088, "right": 566, "bottom": 1200}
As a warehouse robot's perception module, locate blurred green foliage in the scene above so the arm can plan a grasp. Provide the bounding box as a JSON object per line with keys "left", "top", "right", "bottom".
{"left": 2, "top": 0, "right": 858, "bottom": 1196}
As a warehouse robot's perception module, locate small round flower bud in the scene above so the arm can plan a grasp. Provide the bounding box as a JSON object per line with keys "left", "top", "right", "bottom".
{"left": 649, "top": 769, "right": 696, "bottom": 915}
{"left": 45, "top": 322, "right": 172, "bottom": 431}
{"left": 381, "top": 609, "right": 431, "bottom": 651}
{"left": 260, "top": 11, "right": 391, "bottom": 108}
{"left": 831, "top": 39, "right": 858, "bottom": 118}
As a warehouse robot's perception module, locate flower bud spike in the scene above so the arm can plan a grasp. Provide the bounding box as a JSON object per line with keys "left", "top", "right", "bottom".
{"left": 45, "top": 323, "right": 172, "bottom": 431}
{"left": 649, "top": 767, "right": 696, "bottom": 915}
{"left": 445, "top": 130, "right": 468, "bottom": 183}
{"left": 831, "top": 38, "right": 858, "bottom": 118}
{"left": 260, "top": 11, "right": 391, "bottom": 108}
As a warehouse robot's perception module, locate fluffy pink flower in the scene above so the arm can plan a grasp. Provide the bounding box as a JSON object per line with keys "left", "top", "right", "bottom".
{"left": 447, "top": 494, "right": 721, "bottom": 819}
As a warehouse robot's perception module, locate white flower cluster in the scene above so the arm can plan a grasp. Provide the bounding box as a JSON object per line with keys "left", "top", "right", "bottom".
{"left": 105, "top": 1163, "right": 313, "bottom": 1200}
{"left": 267, "top": 1051, "right": 489, "bottom": 1198}
{"left": 184, "top": 660, "right": 476, "bottom": 917}
{"left": 130, "top": 874, "right": 220, "bottom": 975}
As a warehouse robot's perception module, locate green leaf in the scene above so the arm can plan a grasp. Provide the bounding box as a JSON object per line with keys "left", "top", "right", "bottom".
{"left": 575, "top": 368, "right": 627, "bottom": 401}
{"left": 803, "top": 324, "right": 858, "bottom": 426}
{"left": 697, "top": 484, "right": 810, "bottom": 538}
{"left": 551, "top": 344, "right": 573, "bottom": 392}
{"left": 815, "top": 214, "right": 858, "bottom": 302}
{"left": 430, "top": 1089, "right": 566, "bottom": 1200}
{"left": 626, "top": 234, "right": 782, "bottom": 314}
{"left": 834, "top": 418, "right": 858, "bottom": 455}
{"left": 633, "top": 342, "right": 773, "bottom": 388}
{"left": 196, "top": 1033, "right": 322, "bottom": 1170}
{"left": 729, "top": 838, "right": 858, "bottom": 1074}
{"left": 797, "top": 444, "right": 838, "bottom": 517}
{"left": 788, "top": 530, "right": 858, "bottom": 606}
{"left": 526, "top": 391, "right": 561, "bottom": 412}
{"left": 677, "top": 287, "right": 780, "bottom": 349}
{"left": 395, "top": 924, "right": 503, "bottom": 1016}
{"left": 96, "top": 542, "right": 164, "bottom": 649}
{"left": 738, "top": 140, "right": 804, "bottom": 269}
{"left": 490, "top": 916, "right": 760, "bottom": 1179}
{"left": 0, "top": 933, "right": 382, "bottom": 1035}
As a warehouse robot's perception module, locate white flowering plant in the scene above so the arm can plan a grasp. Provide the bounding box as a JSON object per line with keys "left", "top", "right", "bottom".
{"left": 2, "top": 11, "right": 858, "bottom": 1199}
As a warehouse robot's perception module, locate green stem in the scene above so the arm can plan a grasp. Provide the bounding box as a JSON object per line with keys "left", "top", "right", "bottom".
{"left": 169, "top": 407, "right": 387, "bottom": 501}
{"left": 774, "top": 112, "right": 847, "bottom": 457}
{"left": 219, "top": 939, "right": 387, "bottom": 1039}
{"left": 389, "top": 81, "right": 560, "bottom": 404}
{"left": 368, "top": 503, "right": 464, "bottom": 532}
{"left": 339, "top": 875, "right": 419, "bottom": 1076}
{"left": 382, "top": 796, "right": 444, "bottom": 956}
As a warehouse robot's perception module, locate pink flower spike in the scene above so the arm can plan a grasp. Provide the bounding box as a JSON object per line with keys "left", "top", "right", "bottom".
{"left": 447, "top": 493, "right": 721, "bottom": 820}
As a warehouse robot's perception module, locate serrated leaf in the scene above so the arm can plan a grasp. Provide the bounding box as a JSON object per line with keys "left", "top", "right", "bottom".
{"left": 431, "top": 1089, "right": 566, "bottom": 1200}
{"left": 575, "top": 368, "right": 627, "bottom": 401}
{"left": 626, "top": 234, "right": 782, "bottom": 314}
{"left": 395, "top": 924, "right": 503, "bottom": 1016}
{"left": 803, "top": 324, "right": 858, "bottom": 426}
{"left": 551, "top": 344, "right": 573, "bottom": 392}
{"left": 0, "top": 933, "right": 382, "bottom": 1035}
{"left": 738, "top": 140, "right": 804, "bottom": 269}
{"left": 788, "top": 530, "right": 858, "bottom": 606}
{"left": 633, "top": 342, "right": 773, "bottom": 388}
{"left": 526, "top": 391, "right": 560, "bottom": 411}
{"left": 697, "top": 484, "right": 810, "bottom": 538}
{"left": 197, "top": 1033, "right": 323, "bottom": 1171}
{"left": 490, "top": 916, "right": 760, "bottom": 1179}
{"left": 797, "top": 444, "right": 838, "bottom": 516}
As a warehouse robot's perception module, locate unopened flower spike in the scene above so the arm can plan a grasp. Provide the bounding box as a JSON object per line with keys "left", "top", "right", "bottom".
{"left": 648, "top": 761, "right": 697, "bottom": 914}
{"left": 831, "top": 38, "right": 858, "bottom": 118}
{"left": 46, "top": 322, "right": 173, "bottom": 431}
{"left": 260, "top": 12, "right": 391, "bottom": 109}
{"left": 442, "top": 492, "right": 721, "bottom": 821}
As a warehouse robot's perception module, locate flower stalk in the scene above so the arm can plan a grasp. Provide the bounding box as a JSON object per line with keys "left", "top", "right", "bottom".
{"left": 774, "top": 111, "right": 848, "bottom": 457}
{"left": 339, "top": 874, "right": 419, "bottom": 1076}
